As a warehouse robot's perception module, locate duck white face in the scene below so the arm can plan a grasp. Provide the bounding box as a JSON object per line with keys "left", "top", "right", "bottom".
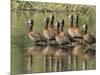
{"left": 54, "top": 22, "right": 60, "bottom": 31}
{"left": 68, "top": 14, "right": 74, "bottom": 19}
{"left": 27, "top": 19, "right": 33, "bottom": 32}
{"left": 82, "top": 24, "right": 87, "bottom": 32}
{"left": 50, "top": 15, "right": 54, "bottom": 20}
{"left": 83, "top": 24, "right": 87, "bottom": 29}
{"left": 43, "top": 17, "right": 45, "bottom": 22}
{"left": 49, "top": 15, "right": 52, "bottom": 19}
{"left": 75, "top": 15, "right": 78, "bottom": 20}
{"left": 28, "top": 19, "right": 33, "bottom": 26}
{"left": 28, "top": 19, "right": 31, "bottom": 24}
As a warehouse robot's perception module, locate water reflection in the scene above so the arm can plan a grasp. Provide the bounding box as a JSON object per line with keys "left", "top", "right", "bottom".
{"left": 66, "top": 46, "right": 74, "bottom": 71}
{"left": 27, "top": 45, "right": 44, "bottom": 73}
{"left": 54, "top": 47, "right": 65, "bottom": 72}
{"left": 42, "top": 45, "right": 55, "bottom": 72}
{"left": 82, "top": 48, "right": 96, "bottom": 70}
{"left": 27, "top": 45, "right": 95, "bottom": 73}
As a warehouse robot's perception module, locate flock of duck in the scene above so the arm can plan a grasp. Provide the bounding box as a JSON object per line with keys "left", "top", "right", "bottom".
{"left": 27, "top": 14, "right": 95, "bottom": 46}
{"left": 27, "top": 14, "right": 96, "bottom": 72}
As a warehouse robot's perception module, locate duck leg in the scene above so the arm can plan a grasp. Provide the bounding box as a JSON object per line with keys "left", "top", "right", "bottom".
{"left": 82, "top": 60, "right": 87, "bottom": 70}
{"left": 27, "top": 55, "right": 33, "bottom": 73}
{"left": 68, "top": 55, "right": 73, "bottom": 71}
{"left": 73, "top": 56, "right": 78, "bottom": 70}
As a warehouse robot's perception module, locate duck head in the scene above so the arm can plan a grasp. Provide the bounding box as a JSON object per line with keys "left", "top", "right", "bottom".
{"left": 69, "top": 14, "right": 74, "bottom": 27}
{"left": 57, "top": 22, "right": 60, "bottom": 34}
{"left": 50, "top": 15, "right": 54, "bottom": 21}
{"left": 83, "top": 24, "right": 88, "bottom": 34}
{"left": 27, "top": 19, "right": 34, "bottom": 32}
{"left": 44, "top": 17, "right": 50, "bottom": 29}
{"left": 60, "top": 19, "right": 64, "bottom": 32}
{"left": 75, "top": 15, "right": 79, "bottom": 27}
{"left": 50, "top": 15, "right": 54, "bottom": 27}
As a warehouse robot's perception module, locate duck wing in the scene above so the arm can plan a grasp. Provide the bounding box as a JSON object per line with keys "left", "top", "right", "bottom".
{"left": 29, "top": 32, "right": 43, "bottom": 41}
{"left": 83, "top": 34, "right": 96, "bottom": 44}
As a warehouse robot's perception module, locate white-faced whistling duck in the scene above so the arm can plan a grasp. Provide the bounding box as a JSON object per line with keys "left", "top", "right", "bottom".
{"left": 74, "top": 15, "right": 83, "bottom": 39}
{"left": 56, "top": 19, "right": 71, "bottom": 45}
{"left": 43, "top": 16, "right": 56, "bottom": 44}
{"left": 83, "top": 24, "right": 96, "bottom": 45}
{"left": 48, "top": 15, "right": 55, "bottom": 31}
{"left": 60, "top": 19, "right": 75, "bottom": 45}
{"left": 55, "top": 21, "right": 72, "bottom": 46}
{"left": 27, "top": 19, "right": 45, "bottom": 44}
{"left": 68, "top": 14, "right": 76, "bottom": 38}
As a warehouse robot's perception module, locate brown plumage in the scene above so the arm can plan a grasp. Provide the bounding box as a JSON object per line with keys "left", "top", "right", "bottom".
{"left": 27, "top": 19, "right": 45, "bottom": 43}
{"left": 42, "top": 45, "right": 54, "bottom": 72}
{"left": 43, "top": 16, "right": 56, "bottom": 43}
{"left": 72, "top": 42, "right": 87, "bottom": 56}
{"left": 55, "top": 48, "right": 64, "bottom": 62}
{"left": 43, "top": 45, "right": 54, "bottom": 58}
{"left": 55, "top": 22, "right": 71, "bottom": 45}
{"left": 54, "top": 47, "right": 65, "bottom": 71}
{"left": 83, "top": 48, "right": 95, "bottom": 60}
{"left": 68, "top": 14, "right": 76, "bottom": 38}
{"left": 74, "top": 15, "right": 83, "bottom": 38}
{"left": 68, "top": 15, "right": 83, "bottom": 41}
{"left": 83, "top": 24, "right": 96, "bottom": 45}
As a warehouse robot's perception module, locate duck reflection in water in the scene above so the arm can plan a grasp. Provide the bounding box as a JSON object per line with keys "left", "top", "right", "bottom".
{"left": 27, "top": 45, "right": 44, "bottom": 73}
{"left": 54, "top": 46, "right": 67, "bottom": 72}
{"left": 82, "top": 48, "right": 95, "bottom": 70}
{"left": 26, "top": 44, "right": 95, "bottom": 73}
{"left": 42, "top": 45, "right": 56, "bottom": 72}
{"left": 65, "top": 46, "right": 74, "bottom": 71}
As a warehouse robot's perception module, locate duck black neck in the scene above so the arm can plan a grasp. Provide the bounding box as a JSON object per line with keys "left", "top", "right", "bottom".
{"left": 57, "top": 26, "right": 60, "bottom": 34}
{"left": 57, "top": 22, "right": 60, "bottom": 34}
{"left": 84, "top": 25, "right": 88, "bottom": 34}
{"left": 29, "top": 24, "right": 33, "bottom": 32}
{"left": 50, "top": 20, "right": 54, "bottom": 28}
{"left": 75, "top": 15, "right": 79, "bottom": 27}
{"left": 45, "top": 17, "right": 49, "bottom": 29}
{"left": 70, "top": 19, "right": 73, "bottom": 27}
{"left": 61, "top": 20, "right": 64, "bottom": 32}
{"left": 45, "top": 23, "right": 48, "bottom": 29}
{"left": 75, "top": 20, "right": 79, "bottom": 27}
{"left": 28, "top": 19, "right": 33, "bottom": 32}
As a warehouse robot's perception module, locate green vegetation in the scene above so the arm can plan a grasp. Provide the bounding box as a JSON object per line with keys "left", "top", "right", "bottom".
{"left": 11, "top": 0, "right": 96, "bottom": 15}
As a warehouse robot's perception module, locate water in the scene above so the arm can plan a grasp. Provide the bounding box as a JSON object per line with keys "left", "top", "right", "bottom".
{"left": 11, "top": 11, "right": 96, "bottom": 74}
